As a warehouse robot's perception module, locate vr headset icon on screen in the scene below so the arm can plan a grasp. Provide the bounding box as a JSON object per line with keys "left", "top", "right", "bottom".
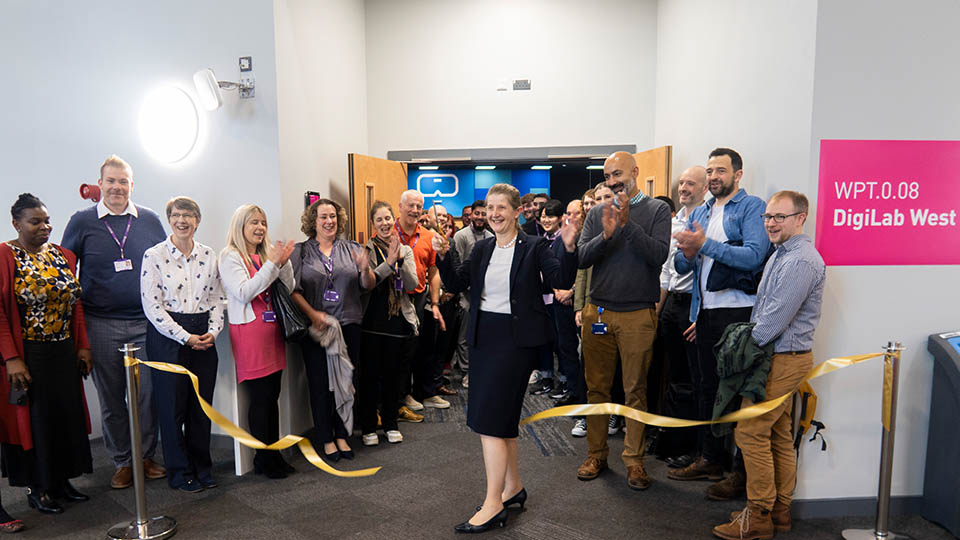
{"left": 416, "top": 174, "right": 460, "bottom": 198}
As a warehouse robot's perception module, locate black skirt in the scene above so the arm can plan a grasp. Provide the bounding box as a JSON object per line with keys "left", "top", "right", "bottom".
{"left": 2, "top": 339, "right": 92, "bottom": 489}
{"left": 466, "top": 311, "right": 537, "bottom": 438}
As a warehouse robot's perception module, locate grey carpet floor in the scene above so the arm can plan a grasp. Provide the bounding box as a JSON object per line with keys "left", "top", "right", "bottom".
{"left": 2, "top": 380, "right": 953, "bottom": 539}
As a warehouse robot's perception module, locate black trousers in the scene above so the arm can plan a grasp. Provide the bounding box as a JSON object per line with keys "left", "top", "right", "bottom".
{"left": 549, "top": 302, "right": 582, "bottom": 400}
{"left": 693, "top": 306, "right": 753, "bottom": 466}
{"left": 300, "top": 324, "right": 360, "bottom": 444}
{"left": 652, "top": 292, "right": 698, "bottom": 456}
{"left": 146, "top": 312, "right": 217, "bottom": 488}
{"left": 359, "top": 332, "right": 415, "bottom": 433}
{"left": 242, "top": 370, "right": 283, "bottom": 471}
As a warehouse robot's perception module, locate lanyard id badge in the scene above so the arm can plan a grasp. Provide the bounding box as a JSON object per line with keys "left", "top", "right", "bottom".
{"left": 592, "top": 306, "right": 608, "bottom": 335}
{"left": 250, "top": 257, "right": 277, "bottom": 323}
{"left": 105, "top": 216, "right": 134, "bottom": 272}
{"left": 319, "top": 252, "right": 341, "bottom": 303}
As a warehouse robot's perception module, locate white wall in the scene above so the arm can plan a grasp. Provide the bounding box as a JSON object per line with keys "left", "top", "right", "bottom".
{"left": 800, "top": 0, "right": 960, "bottom": 500}
{"left": 274, "top": 0, "right": 368, "bottom": 232}
{"left": 364, "top": 0, "right": 659, "bottom": 158}
{"left": 0, "top": 0, "right": 281, "bottom": 439}
{"left": 653, "top": 0, "right": 819, "bottom": 199}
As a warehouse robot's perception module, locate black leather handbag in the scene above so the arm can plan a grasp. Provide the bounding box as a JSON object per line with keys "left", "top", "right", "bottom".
{"left": 271, "top": 278, "right": 309, "bottom": 342}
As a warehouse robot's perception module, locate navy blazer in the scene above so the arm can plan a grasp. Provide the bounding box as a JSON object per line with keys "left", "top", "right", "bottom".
{"left": 436, "top": 231, "right": 577, "bottom": 348}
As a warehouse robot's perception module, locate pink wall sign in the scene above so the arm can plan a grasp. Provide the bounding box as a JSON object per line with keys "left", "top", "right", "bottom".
{"left": 816, "top": 139, "right": 960, "bottom": 266}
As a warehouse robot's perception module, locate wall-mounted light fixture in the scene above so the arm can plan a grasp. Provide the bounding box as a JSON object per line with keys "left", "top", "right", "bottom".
{"left": 138, "top": 86, "right": 199, "bottom": 164}
{"left": 193, "top": 67, "right": 255, "bottom": 111}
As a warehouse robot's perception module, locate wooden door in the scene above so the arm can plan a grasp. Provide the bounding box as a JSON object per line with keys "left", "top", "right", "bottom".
{"left": 347, "top": 154, "right": 408, "bottom": 243}
{"left": 633, "top": 145, "right": 672, "bottom": 198}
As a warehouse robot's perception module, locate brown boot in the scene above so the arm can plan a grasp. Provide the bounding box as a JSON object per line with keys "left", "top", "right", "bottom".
{"left": 713, "top": 504, "right": 774, "bottom": 540}
{"left": 730, "top": 500, "right": 790, "bottom": 530}
{"left": 772, "top": 500, "right": 791, "bottom": 532}
{"left": 577, "top": 456, "right": 608, "bottom": 481}
{"left": 667, "top": 456, "right": 724, "bottom": 481}
{"left": 707, "top": 469, "right": 746, "bottom": 500}
{"left": 626, "top": 463, "right": 650, "bottom": 491}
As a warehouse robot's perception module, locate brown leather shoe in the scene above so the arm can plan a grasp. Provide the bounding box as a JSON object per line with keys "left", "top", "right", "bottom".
{"left": 437, "top": 385, "right": 457, "bottom": 396}
{"left": 143, "top": 459, "right": 167, "bottom": 480}
{"left": 576, "top": 456, "right": 608, "bottom": 481}
{"left": 626, "top": 463, "right": 650, "bottom": 491}
{"left": 667, "top": 456, "right": 724, "bottom": 481}
{"left": 706, "top": 469, "right": 746, "bottom": 500}
{"left": 730, "top": 500, "right": 790, "bottom": 531}
{"left": 111, "top": 466, "right": 133, "bottom": 489}
{"left": 713, "top": 504, "right": 774, "bottom": 540}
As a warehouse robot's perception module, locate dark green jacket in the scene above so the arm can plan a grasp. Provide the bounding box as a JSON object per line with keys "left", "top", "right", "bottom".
{"left": 711, "top": 322, "right": 775, "bottom": 436}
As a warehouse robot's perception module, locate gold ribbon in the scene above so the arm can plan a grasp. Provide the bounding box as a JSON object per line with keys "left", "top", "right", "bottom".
{"left": 521, "top": 352, "right": 884, "bottom": 428}
{"left": 124, "top": 355, "right": 380, "bottom": 478}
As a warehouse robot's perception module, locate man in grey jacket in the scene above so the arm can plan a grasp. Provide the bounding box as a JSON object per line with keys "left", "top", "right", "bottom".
{"left": 575, "top": 151, "right": 672, "bottom": 490}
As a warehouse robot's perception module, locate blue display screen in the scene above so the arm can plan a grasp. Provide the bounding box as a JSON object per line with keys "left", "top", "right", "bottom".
{"left": 948, "top": 336, "right": 960, "bottom": 356}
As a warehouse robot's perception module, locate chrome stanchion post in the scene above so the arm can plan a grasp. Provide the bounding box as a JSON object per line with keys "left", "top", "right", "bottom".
{"left": 842, "top": 342, "right": 912, "bottom": 540}
{"left": 107, "top": 344, "right": 177, "bottom": 540}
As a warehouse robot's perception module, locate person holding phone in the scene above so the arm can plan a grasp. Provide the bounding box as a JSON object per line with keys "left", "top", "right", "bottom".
{"left": 0, "top": 193, "right": 93, "bottom": 517}
{"left": 434, "top": 183, "right": 578, "bottom": 533}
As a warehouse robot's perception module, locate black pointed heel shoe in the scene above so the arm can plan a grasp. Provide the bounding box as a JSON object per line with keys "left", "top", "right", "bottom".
{"left": 27, "top": 489, "right": 64, "bottom": 514}
{"left": 476, "top": 487, "right": 528, "bottom": 511}
{"left": 454, "top": 508, "right": 508, "bottom": 534}
{"left": 60, "top": 480, "right": 89, "bottom": 502}
{"left": 323, "top": 449, "right": 341, "bottom": 463}
{"left": 502, "top": 488, "right": 527, "bottom": 509}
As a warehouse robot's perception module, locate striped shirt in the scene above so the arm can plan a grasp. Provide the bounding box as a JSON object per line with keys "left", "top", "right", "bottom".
{"left": 749, "top": 234, "right": 825, "bottom": 352}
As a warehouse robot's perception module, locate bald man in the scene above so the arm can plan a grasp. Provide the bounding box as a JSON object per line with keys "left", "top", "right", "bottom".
{"left": 576, "top": 151, "right": 672, "bottom": 490}
{"left": 396, "top": 190, "right": 450, "bottom": 411}
{"left": 654, "top": 166, "right": 708, "bottom": 467}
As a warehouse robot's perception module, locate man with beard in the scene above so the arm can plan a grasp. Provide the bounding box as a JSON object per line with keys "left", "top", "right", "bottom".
{"left": 450, "top": 200, "right": 493, "bottom": 387}
{"left": 668, "top": 148, "right": 771, "bottom": 502}
{"left": 522, "top": 194, "right": 549, "bottom": 236}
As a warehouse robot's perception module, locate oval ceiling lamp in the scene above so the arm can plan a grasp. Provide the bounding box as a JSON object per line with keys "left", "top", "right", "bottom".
{"left": 138, "top": 86, "right": 199, "bottom": 163}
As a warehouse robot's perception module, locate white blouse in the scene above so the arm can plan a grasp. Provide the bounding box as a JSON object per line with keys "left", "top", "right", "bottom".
{"left": 141, "top": 238, "right": 226, "bottom": 344}
{"left": 479, "top": 243, "right": 514, "bottom": 314}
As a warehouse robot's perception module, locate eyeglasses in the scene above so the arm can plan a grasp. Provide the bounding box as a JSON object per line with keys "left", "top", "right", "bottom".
{"left": 170, "top": 212, "right": 197, "bottom": 220}
{"left": 761, "top": 212, "right": 803, "bottom": 223}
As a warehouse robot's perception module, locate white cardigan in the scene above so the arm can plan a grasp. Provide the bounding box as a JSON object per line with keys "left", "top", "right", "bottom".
{"left": 219, "top": 249, "right": 295, "bottom": 325}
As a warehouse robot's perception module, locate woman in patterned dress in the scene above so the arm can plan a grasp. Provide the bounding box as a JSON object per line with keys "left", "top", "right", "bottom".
{"left": 0, "top": 193, "right": 93, "bottom": 525}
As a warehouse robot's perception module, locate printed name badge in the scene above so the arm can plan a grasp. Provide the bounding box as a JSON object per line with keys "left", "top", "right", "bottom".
{"left": 114, "top": 259, "right": 133, "bottom": 272}
{"left": 323, "top": 289, "right": 341, "bottom": 303}
{"left": 262, "top": 310, "right": 277, "bottom": 323}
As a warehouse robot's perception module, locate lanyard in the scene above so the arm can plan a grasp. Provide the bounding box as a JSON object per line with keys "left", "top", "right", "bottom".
{"left": 315, "top": 243, "right": 336, "bottom": 290}
{"left": 374, "top": 244, "right": 400, "bottom": 275}
{"left": 395, "top": 222, "right": 418, "bottom": 248}
{"left": 250, "top": 256, "right": 272, "bottom": 307}
{"left": 103, "top": 216, "right": 133, "bottom": 259}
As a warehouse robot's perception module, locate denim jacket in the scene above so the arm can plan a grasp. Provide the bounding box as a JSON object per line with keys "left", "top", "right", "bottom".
{"left": 674, "top": 188, "right": 770, "bottom": 322}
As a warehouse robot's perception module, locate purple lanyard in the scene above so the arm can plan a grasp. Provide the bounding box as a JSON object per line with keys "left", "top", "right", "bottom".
{"left": 250, "top": 257, "right": 273, "bottom": 307}
{"left": 395, "top": 222, "right": 418, "bottom": 248}
{"left": 103, "top": 216, "right": 133, "bottom": 259}
{"left": 316, "top": 244, "right": 336, "bottom": 290}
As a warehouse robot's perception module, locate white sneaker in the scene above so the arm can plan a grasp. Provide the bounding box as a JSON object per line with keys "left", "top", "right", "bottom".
{"left": 608, "top": 415, "right": 621, "bottom": 435}
{"left": 528, "top": 370, "right": 542, "bottom": 385}
{"left": 423, "top": 395, "right": 450, "bottom": 409}
{"left": 571, "top": 418, "right": 587, "bottom": 437}
{"left": 386, "top": 430, "right": 403, "bottom": 444}
{"left": 462, "top": 374, "right": 469, "bottom": 388}
{"left": 404, "top": 394, "right": 424, "bottom": 411}
{"left": 362, "top": 433, "right": 379, "bottom": 446}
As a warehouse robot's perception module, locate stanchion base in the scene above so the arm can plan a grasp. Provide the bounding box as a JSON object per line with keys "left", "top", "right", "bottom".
{"left": 841, "top": 528, "right": 913, "bottom": 540}
{"left": 107, "top": 516, "right": 177, "bottom": 540}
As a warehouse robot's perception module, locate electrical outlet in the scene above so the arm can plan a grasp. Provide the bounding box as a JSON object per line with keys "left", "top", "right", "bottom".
{"left": 240, "top": 77, "right": 255, "bottom": 99}
{"left": 513, "top": 79, "right": 531, "bottom": 91}
{"left": 239, "top": 56, "right": 253, "bottom": 72}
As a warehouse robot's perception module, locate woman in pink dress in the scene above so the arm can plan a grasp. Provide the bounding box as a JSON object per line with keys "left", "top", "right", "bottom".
{"left": 219, "top": 205, "right": 295, "bottom": 479}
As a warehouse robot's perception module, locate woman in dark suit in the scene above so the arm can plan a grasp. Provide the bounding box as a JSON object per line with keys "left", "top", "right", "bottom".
{"left": 433, "top": 183, "right": 579, "bottom": 534}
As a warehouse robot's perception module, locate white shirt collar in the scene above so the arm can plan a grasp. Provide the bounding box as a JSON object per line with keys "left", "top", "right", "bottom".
{"left": 164, "top": 236, "right": 195, "bottom": 260}
{"left": 97, "top": 199, "right": 139, "bottom": 219}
